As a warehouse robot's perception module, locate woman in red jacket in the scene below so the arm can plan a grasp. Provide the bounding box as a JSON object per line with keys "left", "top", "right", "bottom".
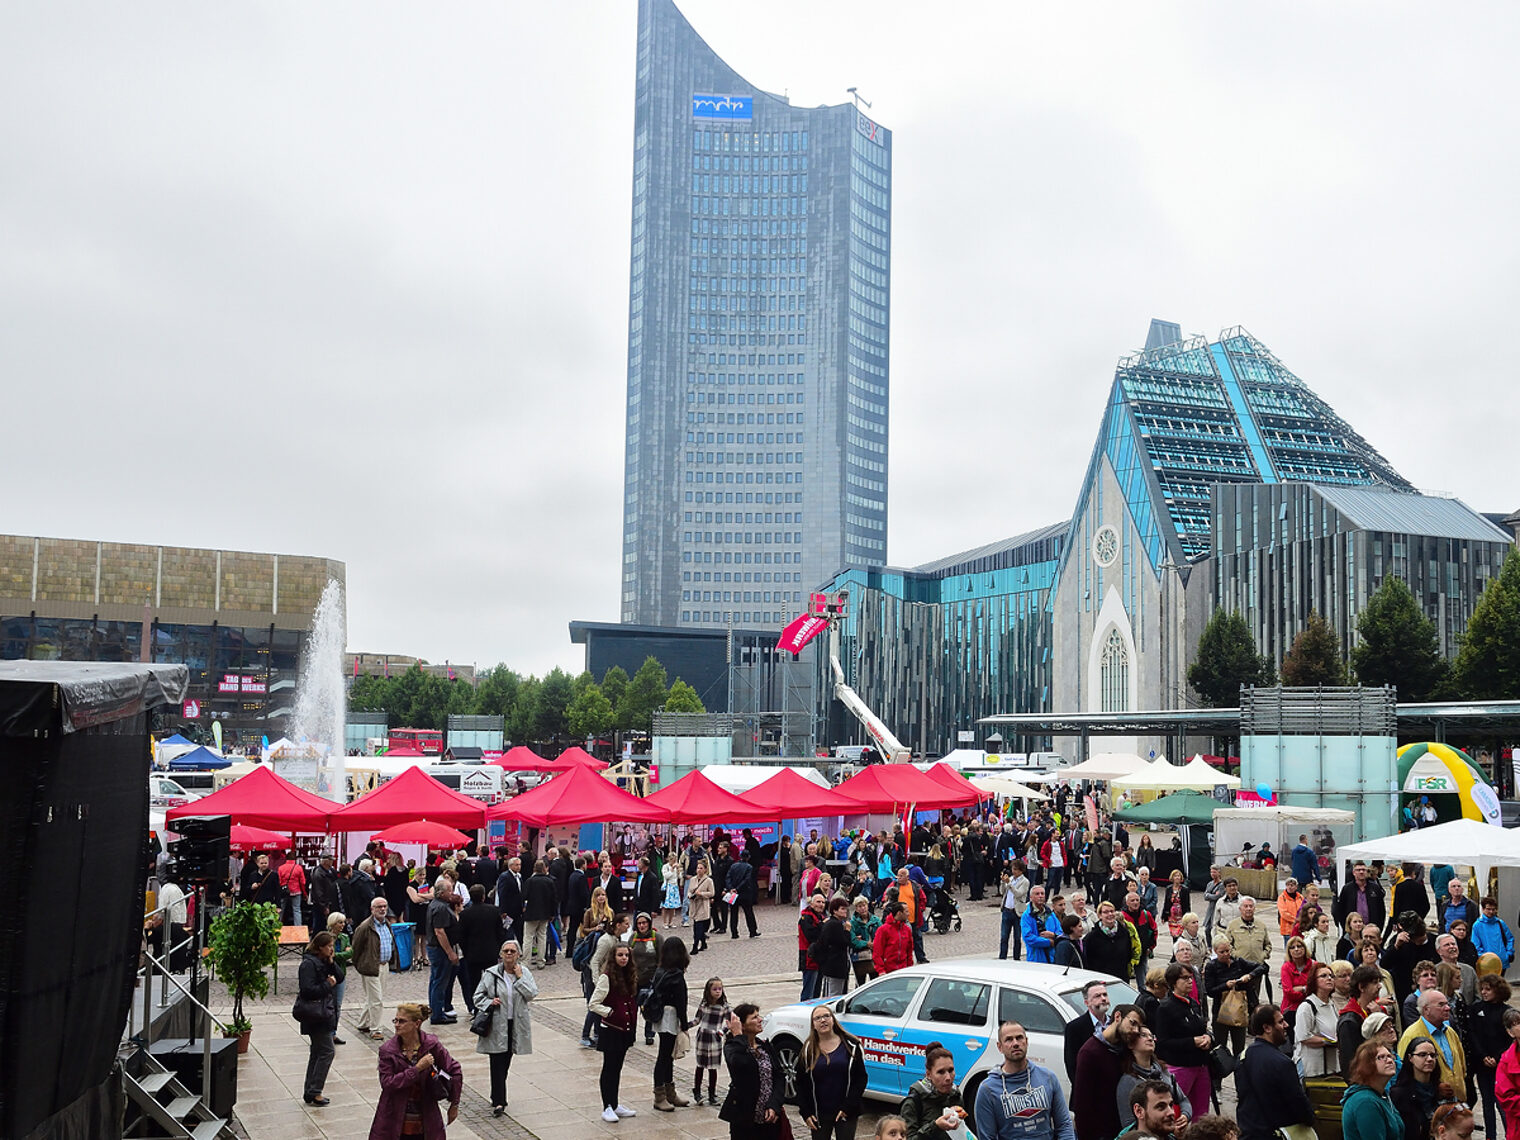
{"left": 1280, "top": 936, "right": 1317, "bottom": 1027}
{"left": 1494, "top": 1007, "right": 1520, "bottom": 1139}
{"left": 872, "top": 902, "right": 916, "bottom": 976}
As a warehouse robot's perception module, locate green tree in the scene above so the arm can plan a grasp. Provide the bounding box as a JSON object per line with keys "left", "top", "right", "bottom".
{"left": 474, "top": 665, "right": 522, "bottom": 719}
{"left": 664, "top": 678, "right": 706, "bottom": 714}
{"left": 567, "top": 681, "right": 616, "bottom": 740}
{"left": 1188, "top": 609, "right": 1275, "bottom": 706}
{"left": 617, "top": 656, "right": 669, "bottom": 733}
{"left": 600, "top": 666, "right": 629, "bottom": 710}
{"left": 572, "top": 670, "right": 595, "bottom": 698}
{"left": 534, "top": 667, "right": 575, "bottom": 742}
{"left": 507, "top": 676, "right": 542, "bottom": 744}
{"left": 1280, "top": 610, "right": 1347, "bottom": 686}
{"left": 1452, "top": 546, "right": 1520, "bottom": 699}
{"left": 1351, "top": 576, "right": 1447, "bottom": 700}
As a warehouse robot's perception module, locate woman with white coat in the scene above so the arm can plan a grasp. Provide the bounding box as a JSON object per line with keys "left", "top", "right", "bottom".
{"left": 472, "top": 940, "right": 538, "bottom": 1117}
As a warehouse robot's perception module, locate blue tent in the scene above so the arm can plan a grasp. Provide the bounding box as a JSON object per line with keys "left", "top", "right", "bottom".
{"left": 169, "top": 746, "right": 231, "bottom": 770}
{"left": 160, "top": 733, "right": 194, "bottom": 747}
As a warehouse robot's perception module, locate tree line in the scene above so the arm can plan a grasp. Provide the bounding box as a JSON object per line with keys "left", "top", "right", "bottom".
{"left": 1188, "top": 545, "right": 1520, "bottom": 705}
{"left": 346, "top": 655, "right": 705, "bottom": 750}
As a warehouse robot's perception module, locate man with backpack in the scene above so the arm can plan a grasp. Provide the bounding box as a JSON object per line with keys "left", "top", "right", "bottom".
{"left": 277, "top": 855, "right": 308, "bottom": 927}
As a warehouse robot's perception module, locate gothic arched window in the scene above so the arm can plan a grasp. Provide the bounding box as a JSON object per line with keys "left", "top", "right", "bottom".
{"left": 1100, "top": 628, "right": 1130, "bottom": 712}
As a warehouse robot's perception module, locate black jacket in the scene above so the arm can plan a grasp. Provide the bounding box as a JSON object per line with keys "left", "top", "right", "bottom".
{"left": 547, "top": 855, "right": 571, "bottom": 908}
{"left": 648, "top": 966, "right": 690, "bottom": 1030}
{"left": 1237, "top": 1036, "right": 1314, "bottom": 1140}
{"left": 720, "top": 1035, "right": 784, "bottom": 1126}
{"left": 633, "top": 871, "right": 662, "bottom": 915}
{"left": 349, "top": 870, "right": 377, "bottom": 914}
{"left": 1203, "top": 956, "right": 1265, "bottom": 1019}
{"left": 473, "top": 855, "right": 499, "bottom": 893}
{"left": 566, "top": 869, "right": 591, "bottom": 921}
{"left": 495, "top": 869, "right": 523, "bottom": 920}
{"left": 1333, "top": 879, "right": 1388, "bottom": 931}
{"left": 309, "top": 864, "right": 339, "bottom": 909}
{"left": 725, "top": 859, "right": 757, "bottom": 905}
{"left": 1154, "top": 993, "right": 1212, "bottom": 1069}
{"left": 1382, "top": 934, "right": 1436, "bottom": 1005}
{"left": 295, "top": 952, "right": 340, "bottom": 1035}
{"left": 1064, "top": 1014, "right": 1101, "bottom": 1081}
{"left": 1083, "top": 923, "right": 1134, "bottom": 982}
{"left": 457, "top": 902, "right": 505, "bottom": 968}
{"left": 815, "top": 916, "right": 852, "bottom": 979}
{"left": 1052, "top": 935, "right": 1085, "bottom": 970}
{"left": 795, "top": 1037, "right": 868, "bottom": 1121}
{"left": 523, "top": 873, "right": 558, "bottom": 923}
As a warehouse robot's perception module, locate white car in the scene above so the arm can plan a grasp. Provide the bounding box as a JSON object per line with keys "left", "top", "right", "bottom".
{"left": 148, "top": 776, "right": 201, "bottom": 810}
{"left": 762, "top": 960, "right": 1137, "bottom": 1108}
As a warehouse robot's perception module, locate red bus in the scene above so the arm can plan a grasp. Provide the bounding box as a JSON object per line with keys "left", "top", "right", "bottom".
{"left": 388, "top": 728, "right": 443, "bottom": 755}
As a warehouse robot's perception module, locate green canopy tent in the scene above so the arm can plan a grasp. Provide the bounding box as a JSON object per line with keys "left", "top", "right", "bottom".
{"left": 1115, "top": 790, "right": 1222, "bottom": 889}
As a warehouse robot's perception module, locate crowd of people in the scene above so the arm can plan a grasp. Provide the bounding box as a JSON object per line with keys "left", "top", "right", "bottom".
{"left": 168, "top": 786, "right": 1520, "bottom": 1140}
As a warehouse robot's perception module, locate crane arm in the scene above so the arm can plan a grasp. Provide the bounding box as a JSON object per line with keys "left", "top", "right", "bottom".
{"left": 828, "top": 624, "right": 913, "bottom": 763}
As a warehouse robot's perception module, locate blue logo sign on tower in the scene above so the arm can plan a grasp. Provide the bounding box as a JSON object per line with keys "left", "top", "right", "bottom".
{"left": 692, "top": 94, "right": 752, "bottom": 122}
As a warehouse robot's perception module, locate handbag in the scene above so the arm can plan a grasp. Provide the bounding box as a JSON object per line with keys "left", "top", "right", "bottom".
{"left": 470, "top": 973, "right": 499, "bottom": 1037}
{"left": 672, "top": 1028, "right": 691, "bottom": 1060}
{"left": 1217, "top": 988, "right": 1249, "bottom": 1028}
{"left": 723, "top": 889, "right": 739, "bottom": 906}
{"left": 1207, "top": 1044, "right": 1237, "bottom": 1080}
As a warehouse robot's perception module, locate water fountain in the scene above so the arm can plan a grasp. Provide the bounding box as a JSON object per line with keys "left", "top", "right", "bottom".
{"left": 289, "top": 578, "right": 348, "bottom": 802}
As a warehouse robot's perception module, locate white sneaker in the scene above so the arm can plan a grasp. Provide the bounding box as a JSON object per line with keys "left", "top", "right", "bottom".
{"left": 602, "top": 1108, "right": 619, "bottom": 1122}
{"left": 615, "top": 1105, "right": 637, "bottom": 1118}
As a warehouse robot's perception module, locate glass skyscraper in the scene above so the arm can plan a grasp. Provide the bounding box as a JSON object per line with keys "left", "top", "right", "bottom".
{"left": 620, "top": 0, "right": 892, "bottom": 629}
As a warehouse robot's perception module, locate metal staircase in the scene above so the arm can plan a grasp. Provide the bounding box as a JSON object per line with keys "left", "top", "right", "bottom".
{"left": 122, "top": 892, "right": 236, "bottom": 1139}
{"left": 121, "top": 1051, "right": 231, "bottom": 1140}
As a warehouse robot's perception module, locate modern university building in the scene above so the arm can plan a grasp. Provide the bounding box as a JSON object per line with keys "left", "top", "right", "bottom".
{"left": 818, "top": 321, "right": 1515, "bottom": 760}
{"left": 618, "top": 0, "right": 892, "bottom": 631}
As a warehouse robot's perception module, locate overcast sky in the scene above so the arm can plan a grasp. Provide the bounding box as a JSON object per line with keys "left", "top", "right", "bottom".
{"left": 3, "top": 2, "right": 1516, "bottom": 678}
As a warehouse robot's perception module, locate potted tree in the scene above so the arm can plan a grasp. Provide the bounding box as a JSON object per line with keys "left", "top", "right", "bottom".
{"left": 207, "top": 901, "right": 280, "bottom": 1053}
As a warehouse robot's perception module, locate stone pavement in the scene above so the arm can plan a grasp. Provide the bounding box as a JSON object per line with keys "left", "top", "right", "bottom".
{"left": 218, "top": 871, "right": 1235, "bottom": 1139}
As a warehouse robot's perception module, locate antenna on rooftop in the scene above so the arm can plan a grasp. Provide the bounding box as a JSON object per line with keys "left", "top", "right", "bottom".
{"left": 847, "top": 87, "right": 872, "bottom": 110}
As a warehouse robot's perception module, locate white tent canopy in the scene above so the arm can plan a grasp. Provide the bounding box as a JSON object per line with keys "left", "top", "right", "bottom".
{"left": 1336, "top": 819, "right": 1520, "bottom": 889}
{"left": 1051, "top": 752, "right": 1148, "bottom": 782}
{"left": 1111, "top": 755, "right": 1188, "bottom": 790}
{"left": 1180, "top": 754, "right": 1241, "bottom": 789}
{"left": 1213, "top": 806, "right": 1356, "bottom": 871}
{"left": 967, "top": 775, "right": 1050, "bottom": 801}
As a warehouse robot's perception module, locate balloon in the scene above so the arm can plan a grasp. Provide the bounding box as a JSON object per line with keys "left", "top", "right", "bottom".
{"left": 1256, "top": 782, "right": 1273, "bottom": 800}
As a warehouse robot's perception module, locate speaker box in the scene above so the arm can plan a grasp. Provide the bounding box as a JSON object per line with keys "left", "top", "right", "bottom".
{"left": 169, "top": 814, "right": 230, "bottom": 881}
{"left": 147, "top": 1038, "right": 239, "bottom": 1119}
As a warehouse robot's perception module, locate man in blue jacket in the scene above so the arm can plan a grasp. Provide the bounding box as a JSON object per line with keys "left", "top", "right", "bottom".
{"left": 1289, "top": 835, "right": 1317, "bottom": 887}
{"left": 1021, "top": 885, "right": 1060, "bottom": 964}
{"left": 1473, "top": 896, "right": 1514, "bottom": 969}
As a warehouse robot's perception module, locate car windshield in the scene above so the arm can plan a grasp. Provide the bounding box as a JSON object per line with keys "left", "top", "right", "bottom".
{"left": 1058, "top": 981, "right": 1139, "bottom": 1015}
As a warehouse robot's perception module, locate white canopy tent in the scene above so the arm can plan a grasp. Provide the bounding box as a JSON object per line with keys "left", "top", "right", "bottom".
{"left": 1046, "top": 752, "right": 1148, "bottom": 782}
{"left": 967, "top": 775, "right": 1050, "bottom": 802}
{"left": 1111, "top": 756, "right": 1189, "bottom": 790}
{"left": 1336, "top": 819, "right": 1520, "bottom": 892}
{"left": 1180, "top": 754, "right": 1241, "bottom": 790}
{"left": 1213, "top": 806, "right": 1356, "bottom": 878}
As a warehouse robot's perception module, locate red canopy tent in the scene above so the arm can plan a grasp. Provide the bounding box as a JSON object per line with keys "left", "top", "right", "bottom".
{"left": 645, "top": 771, "right": 779, "bottom": 824}
{"left": 921, "top": 762, "right": 993, "bottom": 807}
{"left": 487, "top": 764, "right": 665, "bottom": 829}
{"left": 547, "top": 746, "right": 609, "bottom": 771}
{"left": 166, "top": 764, "right": 335, "bottom": 832}
{"left": 371, "top": 821, "right": 472, "bottom": 848}
{"left": 834, "top": 764, "right": 971, "bottom": 811}
{"left": 742, "top": 768, "right": 863, "bottom": 817}
{"left": 488, "top": 745, "right": 555, "bottom": 772}
{"left": 330, "top": 765, "right": 487, "bottom": 831}
{"left": 382, "top": 747, "right": 426, "bottom": 759}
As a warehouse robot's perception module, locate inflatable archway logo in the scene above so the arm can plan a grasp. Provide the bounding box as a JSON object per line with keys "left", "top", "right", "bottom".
{"left": 1397, "top": 742, "right": 1500, "bottom": 826}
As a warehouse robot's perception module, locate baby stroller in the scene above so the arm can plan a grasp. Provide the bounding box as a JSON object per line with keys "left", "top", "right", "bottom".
{"left": 925, "top": 877, "right": 961, "bottom": 934}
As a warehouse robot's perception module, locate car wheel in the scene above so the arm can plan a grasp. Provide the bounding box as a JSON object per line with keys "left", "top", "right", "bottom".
{"left": 773, "top": 1035, "right": 802, "bottom": 1104}
{"left": 962, "top": 1073, "right": 986, "bottom": 1134}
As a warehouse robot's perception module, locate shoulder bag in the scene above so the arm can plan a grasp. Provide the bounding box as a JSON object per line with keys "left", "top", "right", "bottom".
{"left": 470, "top": 971, "right": 499, "bottom": 1037}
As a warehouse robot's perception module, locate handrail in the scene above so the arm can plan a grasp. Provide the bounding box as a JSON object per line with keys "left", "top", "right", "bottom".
{"left": 139, "top": 950, "right": 228, "bottom": 1033}
{"left": 131, "top": 885, "right": 223, "bottom": 1111}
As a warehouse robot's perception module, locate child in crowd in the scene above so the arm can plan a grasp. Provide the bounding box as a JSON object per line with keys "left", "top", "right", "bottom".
{"left": 875, "top": 1116, "right": 909, "bottom": 1140}
{"left": 692, "top": 977, "right": 732, "bottom": 1107}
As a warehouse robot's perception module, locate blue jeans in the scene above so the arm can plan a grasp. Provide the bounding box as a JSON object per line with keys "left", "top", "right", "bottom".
{"left": 428, "top": 955, "right": 455, "bottom": 1022}
{"left": 800, "top": 969, "right": 820, "bottom": 1002}
{"left": 680, "top": 882, "right": 691, "bottom": 924}
{"left": 999, "top": 908, "right": 1022, "bottom": 959}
